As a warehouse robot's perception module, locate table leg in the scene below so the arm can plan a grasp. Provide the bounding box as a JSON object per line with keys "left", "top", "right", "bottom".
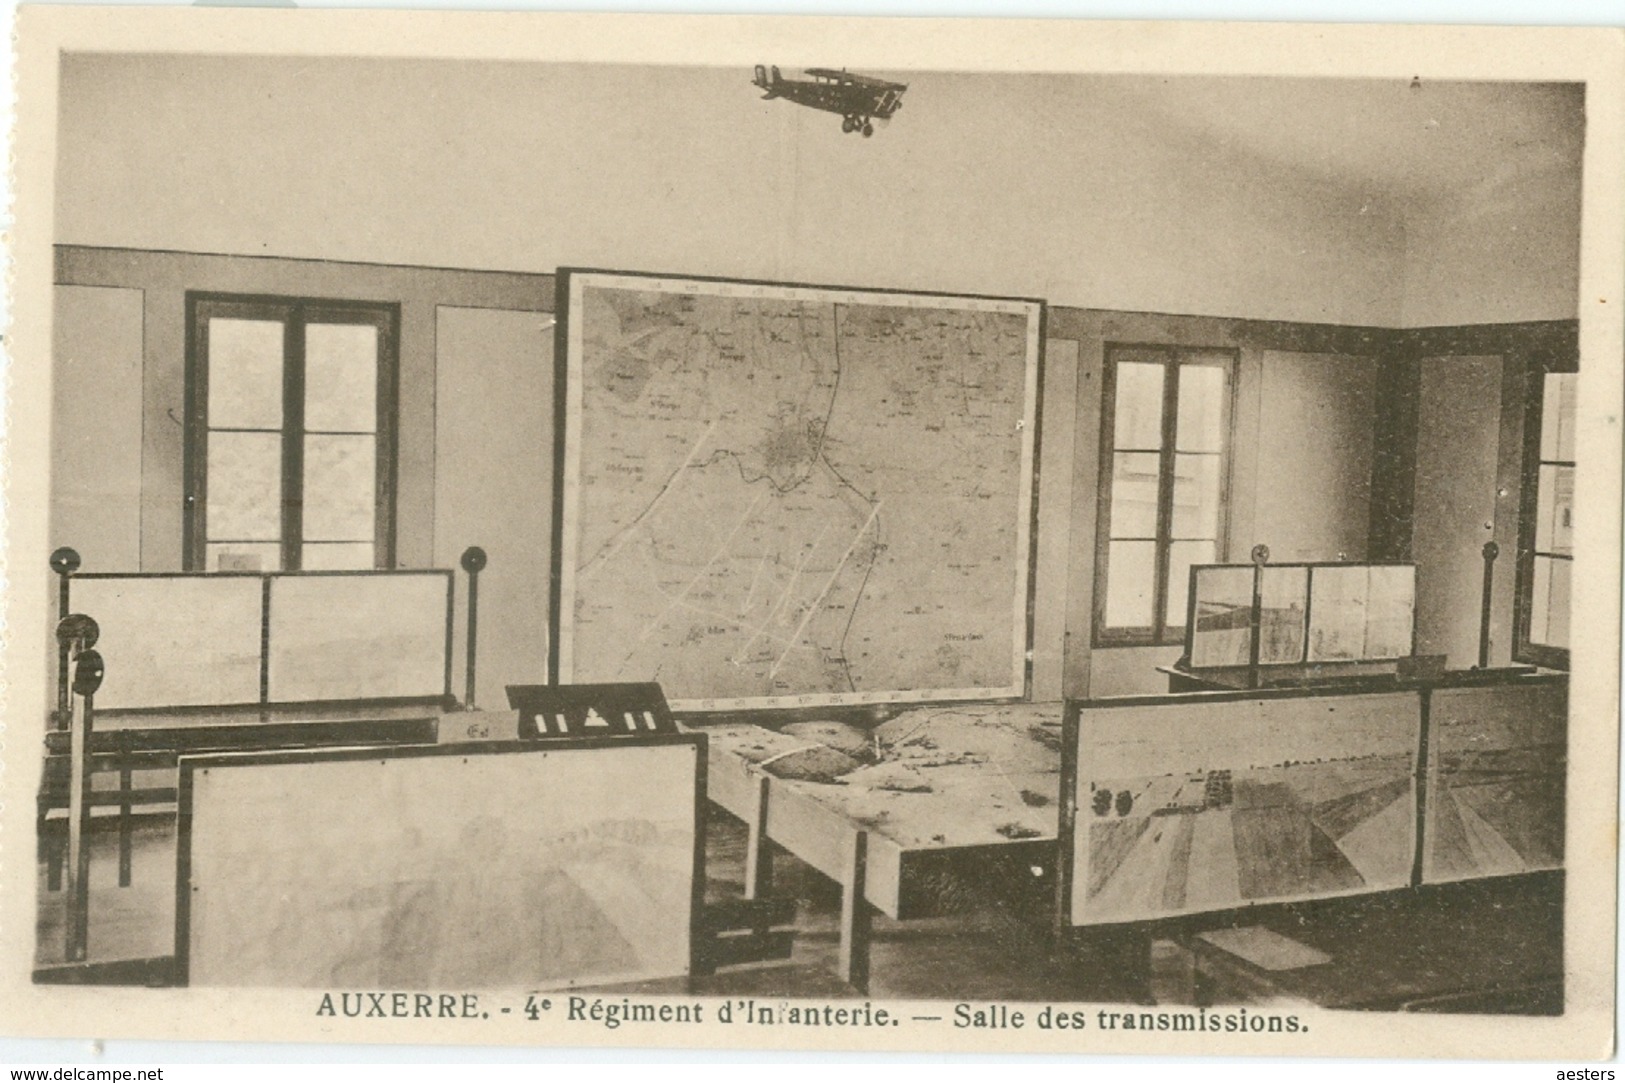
{"left": 43, "top": 814, "right": 64, "bottom": 892}
{"left": 64, "top": 695, "right": 92, "bottom": 963}
{"left": 1149, "top": 938, "right": 1197, "bottom": 1005}
{"left": 744, "top": 773, "right": 773, "bottom": 901}
{"left": 1066, "top": 925, "right": 1154, "bottom": 1003}
{"left": 838, "top": 829, "right": 872, "bottom": 994}
{"left": 118, "top": 767, "right": 133, "bottom": 888}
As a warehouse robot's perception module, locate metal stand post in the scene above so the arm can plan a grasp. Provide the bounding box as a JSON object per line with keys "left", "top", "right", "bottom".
{"left": 461, "top": 546, "right": 487, "bottom": 708}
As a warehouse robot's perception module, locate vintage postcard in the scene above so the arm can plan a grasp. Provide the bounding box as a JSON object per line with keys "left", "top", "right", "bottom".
{"left": 3, "top": 5, "right": 1621, "bottom": 1062}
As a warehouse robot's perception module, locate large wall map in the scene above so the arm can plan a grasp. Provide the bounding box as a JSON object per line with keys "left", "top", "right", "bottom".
{"left": 555, "top": 271, "right": 1042, "bottom": 711}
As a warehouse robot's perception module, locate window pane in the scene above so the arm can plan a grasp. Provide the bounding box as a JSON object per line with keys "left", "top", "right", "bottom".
{"left": 1536, "top": 464, "right": 1575, "bottom": 556}
{"left": 1530, "top": 556, "right": 1571, "bottom": 650}
{"left": 1113, "top": 362, "right": 1165, "bottom": 450}
{"left": 1171, "top": 453, "right": 1222, "bottom": 538}
{"left": 207, "top": 431, "right": 282, "bottom": 541}
{"left": 206, "top": 542, "right": 282, "bottom": 573}
{"left": 1259, "top": 565, "right": 1308, "bottom": 664}
{"left": 1176, "top": 365, "right": 1227, "bottom": 452}
{"left": 1166, "top": 539, "right": 1216, "bottom": 628}
{"left": 305, "top": 323, "right": 379, "bottom": 432}
{"left": 1109, "top": 452, "right": 1161, "bottom": 538}
{"left": 207, "top": 318, "right": 284, "bottom": 429}
{"left": 302, "top": 542, "right": 376, "bottom": 570}
{"left": 303, "top": 434, "right": 377, "bottom": 541}
{"left": 1105, "top": 540, "right": 1156, "bottom": 629}
{"left": 1541, "top": 372, "right": 1578, "bottom": 462}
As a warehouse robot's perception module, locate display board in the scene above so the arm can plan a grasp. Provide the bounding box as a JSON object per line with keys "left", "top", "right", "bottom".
{"left": 1307, "top": 564, "right": 1415, "bottom": 662}
{"left": 555, "top": 270, "right": 1043, "bottom": 711}
{"left": 1186, "top": 566, "right": 1255, "bottom": 669}
{"left": 1422, "top": 679, "right": 1566, "bottom": 883}
{"left": 1064, "top": 690, "right": 1420, "bottom": 926}
{"left": 69, "top": 574, "right": 264, "bottom": 710}
{"left": 266, "top": 571, "right": 451, "bottom": 703}
{"left": 177, "top": 738, "right": 703, "bottom": 989}
{"left": 65, "top": 570, "right": 452, "bottom": 711}
{"left": 1186, "top": 562, "right": 1414, "bottom": 670}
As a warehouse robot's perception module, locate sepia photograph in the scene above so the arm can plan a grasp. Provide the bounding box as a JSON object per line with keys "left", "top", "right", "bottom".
{"left": 2, "top": 6, "right": 1621, "bottom": 1063}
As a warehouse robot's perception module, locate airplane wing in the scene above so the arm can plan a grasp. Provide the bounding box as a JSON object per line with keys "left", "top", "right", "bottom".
{"left": 804, "top": 68, "right": 907, "bottom": 90}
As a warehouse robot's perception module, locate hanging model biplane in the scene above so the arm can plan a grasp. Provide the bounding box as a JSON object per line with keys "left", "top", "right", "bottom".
{"left": 752, "top": 65, "right": 907, "bottom": 136}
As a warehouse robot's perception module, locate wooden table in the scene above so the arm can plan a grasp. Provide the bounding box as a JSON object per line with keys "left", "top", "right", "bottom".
{"left": 692, "top": 701, "right": 1063, "bottom": 992}
{"left": 1158, "top": 661, "right": 1536, "bottom": 693}
{"left": 40, "top": 703, "right": 442, "bottom": 847}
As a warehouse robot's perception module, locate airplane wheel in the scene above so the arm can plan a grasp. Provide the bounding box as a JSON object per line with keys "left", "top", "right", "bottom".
{"left": 842, "top": 116, "right": 856, "bottom": 133}
{"left": 862, "top": 122, "right": 874, "bottom": 137}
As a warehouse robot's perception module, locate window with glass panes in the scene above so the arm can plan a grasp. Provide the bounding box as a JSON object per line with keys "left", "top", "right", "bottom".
{"left": 1515, "top": 364, "right": 1576, "bottom": 669}
{"left": 185, "top": 295, "right": 398, "bottom": 572}
{"left": 1095, "top": 345, "right": 1234, "bottom": 646}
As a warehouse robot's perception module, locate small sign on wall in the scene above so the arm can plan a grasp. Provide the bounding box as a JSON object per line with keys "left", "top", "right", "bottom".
{"left": 506, "top": 681, "right": 676, "bottom": 740}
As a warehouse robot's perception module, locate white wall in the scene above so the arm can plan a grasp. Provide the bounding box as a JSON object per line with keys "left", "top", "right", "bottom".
{"left": 434, "top": 306, "right": 556, "bottom": 707}
{"left": 1251, "top": 351, "right": 1377, "bottom": 562}
{"left": 1413, "top": 355, "right": 1513, "bottom": 668}
{"left": 51, "top": 285, "right": 144, "bottom": 571}
{"left": 56, "top": 56, "right": 1406, "bottom": 327}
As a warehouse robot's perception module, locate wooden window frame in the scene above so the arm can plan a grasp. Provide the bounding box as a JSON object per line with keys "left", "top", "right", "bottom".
{"left": 1512, "top": 352, "right": 1577, "bottom": 670}
{"left": 183, "top": 292, "right": 401, "bottom": 572}
{"left": 1093, "top": 343, "right": 1238, "bottom": 648}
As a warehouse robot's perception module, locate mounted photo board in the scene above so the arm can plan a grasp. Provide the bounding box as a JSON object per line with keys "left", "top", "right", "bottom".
{"left": 1422, "top": 677, "right": 1567, "bottom": 884}
{"left": 1307, "top": 564, "right": 1416, "bottom": 663}
{"left": 553, "top": 269, "right": 1044, "bottom": 712}
{"left": 176, "top": 736, "right": 704, "bottom": 989}
{"left": 266, "top": 571, "right": 452, "bottom": 703}
{"left": 1185, "top": 562, "right": 1415, "bottom": 672}
{"left": 1061, "top": 690, "right": 1421, "bottom": 927}
{"left": 63, "top": 569, "right": 453, "bottom": 711}
{"left": 1186, "top": 565, "right": 1255, "bottom": 669}
{"left": 68, "top": 574, "right": 264, "bottom": 710}
{"left": 1257, "top": 565, "right": 1311, "bottom": 664}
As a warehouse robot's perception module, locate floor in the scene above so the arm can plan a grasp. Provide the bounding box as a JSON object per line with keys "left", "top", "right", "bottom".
{"left": 34, "top": 819, "right": 177, "bottom": 974}
{"left": 34, "top": 808, "right": 1564, "bottom": 1013}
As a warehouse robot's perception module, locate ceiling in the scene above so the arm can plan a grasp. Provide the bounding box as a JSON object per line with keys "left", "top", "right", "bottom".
{"left": 1107, "top": 75, "right": 1585, "bottom": 205}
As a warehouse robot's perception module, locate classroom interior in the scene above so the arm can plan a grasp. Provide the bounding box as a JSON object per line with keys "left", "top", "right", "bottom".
{"left": 37, "top": 56, "right": 1579, "bottom": 1009}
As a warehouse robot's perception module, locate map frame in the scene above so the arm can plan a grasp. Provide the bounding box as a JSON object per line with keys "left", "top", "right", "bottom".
{"left": 550, "top": 267, "right": 1046, "bottom": 712}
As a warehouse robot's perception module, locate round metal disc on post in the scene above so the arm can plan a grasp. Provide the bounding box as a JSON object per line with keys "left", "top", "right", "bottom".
{"left": 50, "top": 547, "right": 83, "bottom": 576}
{"left": 56, "top": 613, "right": 100, "bottom": 650}
{"left": 72, "top": 649, "right": 105, "bottom": 697}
